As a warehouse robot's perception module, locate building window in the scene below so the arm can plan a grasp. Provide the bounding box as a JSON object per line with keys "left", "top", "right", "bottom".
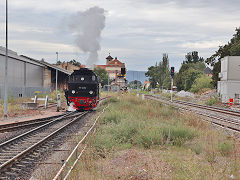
{"left": 117, "top": 65, "right": 119, "bottom": 67}
{"left": 115, "top": 62, "right": 117, "bottom": 64}
{"left": 65, "top": 66, "right": 67, "bottom": 70}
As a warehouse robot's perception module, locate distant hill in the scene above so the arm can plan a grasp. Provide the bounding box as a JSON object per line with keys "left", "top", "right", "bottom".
{"left": 126, "top": 70, "right": 149, "bottom": 84}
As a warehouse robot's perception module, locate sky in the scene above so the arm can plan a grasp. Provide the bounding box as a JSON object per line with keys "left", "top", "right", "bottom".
{"left": 0, "top": 0, "right": 240, "bottom": 71}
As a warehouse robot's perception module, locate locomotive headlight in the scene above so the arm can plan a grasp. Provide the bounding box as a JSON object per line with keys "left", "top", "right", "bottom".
{"left": 89, "top": 90, "right": 93, "bottom": 94}
{"left": 72, "top": 90, "right": 75, "bottom": 94}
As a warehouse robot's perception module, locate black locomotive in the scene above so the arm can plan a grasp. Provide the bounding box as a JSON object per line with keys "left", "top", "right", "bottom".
{"left": 65, "top": 68, "right": 99, "bottom": 111}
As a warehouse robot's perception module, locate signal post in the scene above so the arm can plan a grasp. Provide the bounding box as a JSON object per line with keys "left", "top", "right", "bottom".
{"left": 170, "top": 67, "right": 174, "bottom": 102}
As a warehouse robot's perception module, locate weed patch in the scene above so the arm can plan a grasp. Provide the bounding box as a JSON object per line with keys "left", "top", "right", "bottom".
{"left": 219, "top": 141, "right": 233, "bottom": 156}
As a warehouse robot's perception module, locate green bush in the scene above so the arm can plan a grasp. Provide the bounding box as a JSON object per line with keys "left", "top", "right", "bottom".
{"left": 102, "top": 112, "right": 120, "bottom": 124}
{"left": 190, "top": 74, "right": 213, "bottom": 93}
{"left": 219, "top": 141, "right": 233, "bottom": 156}
{"left": 205, "top": 96, "right": 218, "bottom": 106}
{"left": 162, "top": 125, "right": 196, "bottom": 146}
{"left": 191, "top": 144, "right": 202, "bottom": 155}
{"left": 135, "top": 127, "right": 163, "bottom": 148}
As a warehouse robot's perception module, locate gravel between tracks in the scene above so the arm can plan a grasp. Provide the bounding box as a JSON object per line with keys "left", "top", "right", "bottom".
{"left": 29, "top": 112, "right": 97, "bottom": 180}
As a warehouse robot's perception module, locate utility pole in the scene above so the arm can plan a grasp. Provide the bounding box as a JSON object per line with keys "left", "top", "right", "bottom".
{"left": 107, "top": 72, "right": 109, "bottom": 94}
{"left": 171, "top": 78, "right": 173, "bottom": 102}
{"left": 4, "top": 0, "right": 8, "bottom": 118}
{"left": 170, "top": 67, "right": 175, "bottom": 103}
{"left": 56, "top": 52, "right": 58, "bottom": 108}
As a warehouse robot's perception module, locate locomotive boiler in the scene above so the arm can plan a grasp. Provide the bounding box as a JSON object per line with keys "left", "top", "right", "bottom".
{"left": 65, "top": 68, "right": 99, "bottom": 111}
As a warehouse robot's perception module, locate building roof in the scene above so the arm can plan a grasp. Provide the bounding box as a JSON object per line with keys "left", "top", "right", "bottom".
{"left": 21, "top": 55, "right": 71, "bottom": 75}
{"left": 204, "top": 67, "right": 212, "bottom": 74}
{"left": 106, "top": 55, "right": 113, "bottom": 60}
{"left": 108, "top": 59, "right": 125, "bottom": 66}
{"left": 95, "top": 65, "right": 106, "bottom": 69}
{"left": 0, "top": 46, "right": 44, "bottom": 67}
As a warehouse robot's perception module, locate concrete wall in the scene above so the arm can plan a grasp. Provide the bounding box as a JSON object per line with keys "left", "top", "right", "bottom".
{"left": 220, "top": 56, "right": 240, "bottom": 81}
{"left": 218, "top": 81, "right": 240, "bottom": 103}
{"left": 218, "top": 56, "right": 240, "bottom": 102}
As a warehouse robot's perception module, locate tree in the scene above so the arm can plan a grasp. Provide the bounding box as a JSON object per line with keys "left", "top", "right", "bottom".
{"left": 56, "top": 60, "right": 62, "bottom": 65}
{"left": 175, "top": 51, "right": 205, "bottom": 91}
{"left": 128, "top": 80, "right": 142, "bottom": 89}
{"left": 145, "top": 54, "right": 170, "bottom": 89}
{"left": 93, "top": 67, "right": 108, "bottom": 86}
{"left": 184, "top": 51, "right": 204, "bottom": 64}
{"left": 69, "top": 59, "right": 81, "bottom": 67}
{"left": 206, "top": 27, "right": 240, "bottom": 87}
{"left": 190, "top": 74, "right": 213, "bottom": 93}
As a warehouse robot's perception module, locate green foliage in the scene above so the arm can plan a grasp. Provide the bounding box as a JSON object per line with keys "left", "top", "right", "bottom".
{"left": 136, "top": 127, "right": 163, "bottom": 148}
{"left": 219, "top": 141, "right": 233, "bottom": 156}
{"left": 190, "top": 74, "right": 213, "bottom": 93}
{"left": 69, "top": 59, "right": 81, "bottom": 67}
{"left": 94, "top": 67, "right": 108, "bottom": 86}
{"left": 56, "top": 60, "right": 62, "bottom": 65}
{"left": 175, "top": 52, "right": 205, "bottom": 91}
{"left": 162, "top": 126, "right": 196, "bottom": 146}
{"left": 206, "top": 27, "right": 240, "bottom": 87}
{"left": 191, "top": 144, "right": 202, "bottom": 155}
{"left": 94, "top": 96, "right": 197, "bottom": 153}
{"left": 145, "top": 54, "right": 170, "bottom": 88}
{"left": 184, "top": 51, "right": 204, "bottom": 64}
{"left": 205, "top": 96, "right": 218, "bottom": 106}
{"left": 128, "top": 80, "right": 142, "bottom": 89}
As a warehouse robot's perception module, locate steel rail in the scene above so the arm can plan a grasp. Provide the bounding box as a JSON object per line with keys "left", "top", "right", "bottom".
{"left": 145, "top": 94, "right": 240, "bottom": 117}
{"left": 145, "top": 95, "right": 240, "bottom": 133}
{"left": 0, "top": 112, "right": 88, "bottom": 172}
{"left": 53, "top": 105, "right": 109, "bottom": 180}
{"left": 179, "top": 108, "right": 240, "bottom": 134}
{"left": 0, "top": 114, "right": 64, "bottom": 133}
{"left": 0, "top": 112, "right": 75, "bottom": 149}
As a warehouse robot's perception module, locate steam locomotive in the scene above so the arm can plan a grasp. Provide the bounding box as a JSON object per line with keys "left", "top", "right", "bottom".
{"left": 65, "top": 68, "right": 99, "bottom": 111}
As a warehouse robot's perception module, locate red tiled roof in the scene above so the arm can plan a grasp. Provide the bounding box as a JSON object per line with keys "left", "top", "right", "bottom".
{"left": 95, "top": 65, "right": 106, "bottom": 69}
{"left": 81, "top": 65, "right": 86, "bottom": 68}
{"left": 108, "top": 59, "right": 125, "bottom": 66}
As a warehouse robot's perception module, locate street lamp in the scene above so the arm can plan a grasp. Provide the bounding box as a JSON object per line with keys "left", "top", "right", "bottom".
{"left": 4, "top": 0, "right": 8, "bottom": 118}
{"left": 56, "top": 52, "right": 58, "bottom": 103}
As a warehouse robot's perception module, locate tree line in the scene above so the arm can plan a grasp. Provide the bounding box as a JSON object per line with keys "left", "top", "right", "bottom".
{"left": 146, "top": 27, "right": 240, "bottom": 93}
{"left": 146, "top": 51, "right": 212, "bottom": 93}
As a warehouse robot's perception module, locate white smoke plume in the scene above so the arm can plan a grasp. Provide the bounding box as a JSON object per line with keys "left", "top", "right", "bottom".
{"left": 67, "top": 7, "right": 106, "bottom": 68}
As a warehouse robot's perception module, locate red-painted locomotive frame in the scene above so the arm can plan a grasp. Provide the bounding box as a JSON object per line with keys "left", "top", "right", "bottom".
{"left": 68, "top": 96, "right": 98, "bottom": 111}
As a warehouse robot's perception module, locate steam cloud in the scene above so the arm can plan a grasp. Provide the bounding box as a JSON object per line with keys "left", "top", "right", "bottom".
{"left": 67, "top": 7, "right": 106, "bottom": 68}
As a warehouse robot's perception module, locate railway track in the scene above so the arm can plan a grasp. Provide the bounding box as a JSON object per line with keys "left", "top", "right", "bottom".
{"left": 0, "top": 96, "right": 110, "bottom": 179}
{"left": 145, "top": 94, "right": 240, "bottom": 134}
{"left": 0, "top": 111, "right": 87, "bottom": 179}
{"left": 0, "top": 114, "right": 64, "bottom": 133}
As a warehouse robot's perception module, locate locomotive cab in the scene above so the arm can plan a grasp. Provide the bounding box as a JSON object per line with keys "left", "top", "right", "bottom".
{"left": 66, "top": 68, "right": 99, "bottom": 111}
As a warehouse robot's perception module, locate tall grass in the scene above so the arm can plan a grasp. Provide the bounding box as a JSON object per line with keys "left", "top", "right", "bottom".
{"left": 93, "top": 95, "right": 197, "bottom": 153}
{"left": 69, "top": 94, "right": 240, "bottom": 180}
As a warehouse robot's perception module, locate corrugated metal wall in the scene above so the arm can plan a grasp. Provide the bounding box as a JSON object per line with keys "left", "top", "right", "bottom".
{"left": 0, "top": 53, "right": 50, "bottom": 98}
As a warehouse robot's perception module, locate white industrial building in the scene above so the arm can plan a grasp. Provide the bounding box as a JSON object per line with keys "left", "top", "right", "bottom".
{"left": 0, "top": 46, "right": 70, "bottom": 99}
{"left": 218, "top": 56, "right": 240, "bottom": 103}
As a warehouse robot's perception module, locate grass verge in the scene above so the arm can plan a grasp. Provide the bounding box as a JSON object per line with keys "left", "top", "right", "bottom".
{"left": 68, "top": 94, "right": 240, "bottom": 179}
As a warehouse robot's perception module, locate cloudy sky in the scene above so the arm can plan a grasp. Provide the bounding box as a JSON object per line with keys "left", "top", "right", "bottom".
{"left": 0, "top": 0, "right": 240, "bottom": 71}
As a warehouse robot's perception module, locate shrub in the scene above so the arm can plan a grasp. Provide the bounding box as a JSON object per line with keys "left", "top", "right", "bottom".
{"left": 219, "top": 141, "right": 233, "bottom": 156}
{"left": 162, "top": 125, "right": 196, "bottom": 146}
{"left": 135, "top": 127, "right": 163, "bottom": 148}
{"left": 191, "top": 143, "right": 202, "bottom": 155}
{"left": 205, "top": 96, "right": 218, "bottom": 106}
{"left": 190, "top": 74, "right": 213, "bottom": 93}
